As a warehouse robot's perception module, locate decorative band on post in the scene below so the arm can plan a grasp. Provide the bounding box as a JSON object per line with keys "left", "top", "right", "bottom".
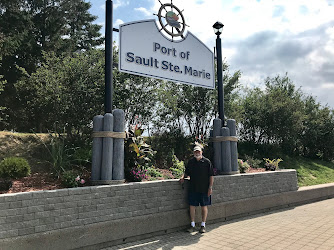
{"left": 210, "top": 136, "right": 238, "bottom": 142}
{"left": 92, "top": 131, "right": 127, "bottom": 139}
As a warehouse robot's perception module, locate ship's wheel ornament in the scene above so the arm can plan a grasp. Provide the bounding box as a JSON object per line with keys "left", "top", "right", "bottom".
{"left": 155, "top": 0, "right": 189, "bottom": 39}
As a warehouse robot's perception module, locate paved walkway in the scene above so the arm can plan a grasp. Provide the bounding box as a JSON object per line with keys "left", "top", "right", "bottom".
{"left": 105, "top": 198, "right": 334, "bottom": 250}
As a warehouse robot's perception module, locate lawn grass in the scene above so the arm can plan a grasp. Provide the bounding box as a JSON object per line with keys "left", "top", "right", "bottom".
{"left": 0, "top": 131, "right": 51, "bottom": 172}
{"left": 280, "top": 156, "right": 334, "bottom": 187}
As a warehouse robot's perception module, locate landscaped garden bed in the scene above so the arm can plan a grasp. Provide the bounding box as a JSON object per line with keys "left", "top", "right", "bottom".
{"left": 1, "top": 130, "right": 333, "bottom": 195}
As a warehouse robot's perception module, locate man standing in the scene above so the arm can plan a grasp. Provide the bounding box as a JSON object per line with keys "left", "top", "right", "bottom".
{"left": 180, "top": 145, "right": 214, "bottom": 233}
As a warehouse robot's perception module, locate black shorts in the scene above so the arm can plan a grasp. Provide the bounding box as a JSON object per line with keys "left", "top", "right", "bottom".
{"left": 188, "top": 192, "right": 211, "bottom": 206}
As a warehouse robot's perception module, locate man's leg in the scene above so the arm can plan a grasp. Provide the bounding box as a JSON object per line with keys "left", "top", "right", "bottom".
{"left": 199, "top": 206, "right": 208, "bottom": 233}
{"left": 187, "top": 192, "right": 197, "bottom": 232}
{"left": 186, "top": 205, "right": 196, "bottom": 232}
{"left": 201, "top": 206, "right": 208, "bottom": 222}
{"left": 190, "top": 205, "right": 196, "bottom": 222}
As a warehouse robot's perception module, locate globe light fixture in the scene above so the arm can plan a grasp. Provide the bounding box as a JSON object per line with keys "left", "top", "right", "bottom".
{"left": 213, "top": 21, "right": 224, "bottom": 36}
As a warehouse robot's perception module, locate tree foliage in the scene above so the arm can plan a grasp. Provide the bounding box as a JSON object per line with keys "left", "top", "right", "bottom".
{"left": 15, "top": 50, "right": 105, "bottom": 134}
{"left": 239, "top": 74, "right": 334, "bottom": 160}
{"left": 154, "top": 64, "right": 241, "bottom": 138}
{"left": 15, "top": 46, "right": 161, "bottom": 135}
{"left": 240, "top": 75, "right": 304, "bottom": 147}
{"left": 0, "top": 73, "right": 5, "bottom": 122}
{"left": 300, "top": 96, "right": 334, "bottom": 160}
{"left": 0, "top": 0, "right": 103, "bottom": 129}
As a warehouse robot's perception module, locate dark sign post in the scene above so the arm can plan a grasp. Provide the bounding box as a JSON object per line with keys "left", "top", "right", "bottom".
{"left": 213, "top": 21, "right": 225, "bottom": 125}
{"left": 105, "top": 0, "right": 113, "bottom": 113}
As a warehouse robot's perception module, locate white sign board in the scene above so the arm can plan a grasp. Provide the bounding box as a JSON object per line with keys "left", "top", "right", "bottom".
{"left": 119, "top": 20, "right": 215, "bottom": 89}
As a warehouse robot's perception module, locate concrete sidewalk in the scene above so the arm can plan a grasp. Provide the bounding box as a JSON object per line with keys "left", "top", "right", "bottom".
{"left": 104, "top": 198, "right": 334, "bottom": 250}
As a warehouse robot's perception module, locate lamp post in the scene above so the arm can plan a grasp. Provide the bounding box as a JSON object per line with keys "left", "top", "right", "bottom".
{"left": 213, "top": 21, "right": 225, "bottom": 125}
{"left": 105, "top": 0, "right": 113, "bottom": 113}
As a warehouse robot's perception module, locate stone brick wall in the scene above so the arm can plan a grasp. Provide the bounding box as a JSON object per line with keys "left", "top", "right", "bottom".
{"left": 0, "top": 170, "right": 298, "bottom": 242}
{"left": 214, "top": 170, "right": 298, "bottom": 202}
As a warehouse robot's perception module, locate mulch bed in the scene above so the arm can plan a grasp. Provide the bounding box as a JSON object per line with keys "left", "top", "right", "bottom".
{"left": 247, "top": 167, "right": 266, "bottom": 173}
{"left": 0, "top": 172, "right": 62, "bottom": 194}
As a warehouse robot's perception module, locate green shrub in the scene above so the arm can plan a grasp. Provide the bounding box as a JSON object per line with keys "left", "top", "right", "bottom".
{"left": 36, "top": 131, "right": 71, "bottom": 177}
{"left": 264, "top": 158, "right": 283, "bottom": 171}
{"left": 245, "top": 155, "right": 262, "bottom": 168}
{"left": 238, "top": 159, "right": 250, "bottom": 173}
{"left": 169, "top": 155, "right": 185, "bottom": 178}
{"left": 61, "top": 170, "right": 86, "bottom": 188}
{"left": 71, "top": 147, "right": 92, "bottom": 167}
{"left": 48, "top": 134, "right": 70, "bottom": 176}
{"left": 0, "top": 157, "right": 31, "bottom": 179}
{"left": 151, "top": 129, "right": 193, "bottom": 168}
{"left": 146, "top": 167, "right": 163, "bottom": 178}
{"left": 61, "top": 170, "right": 78, "bottom": 188}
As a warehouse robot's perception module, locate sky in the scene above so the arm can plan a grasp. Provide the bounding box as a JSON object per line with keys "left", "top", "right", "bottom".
{"left": 88, "top": 0, "right": 334, "bottom": 108}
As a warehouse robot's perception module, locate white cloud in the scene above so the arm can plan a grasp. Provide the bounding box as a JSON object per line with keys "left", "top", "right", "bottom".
{"left": 114, "top": 19, "right": 124, "bottom": 27}
{"left": 134, "top": 7, "right": 152, "bottom": 17}
{"left": 114, "top": 0, "right": 130, "bottom": 9}
{"left": 325, "top": 27, "right": 334, "bottom": 54}
{"left": 321, "top": 83, "right": 334, "bottom": 89}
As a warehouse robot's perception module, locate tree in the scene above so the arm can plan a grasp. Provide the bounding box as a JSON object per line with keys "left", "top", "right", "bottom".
{"left": 0, "top": 0, "right": 103, "bottom": 130}
{"left": 240, "top": 74, "right": 305, "bottom": 154}
{"left": 263, "top": 75, "right": 305, "bottom": 152}
{"left": 239, "top": 87, "right": 266, "bottom": 144}
{"left": 15, "top": 46, "right": 161, "bottom": 134}
{"left": 0, "top": 35, "right": 6, "bottom": 125}
{"left": 15, "top": 50, "right": 105, "bottom": 134}
{"left": 239, "top": 74, "right": 334, "bottom": 160}
{"left": 154, "top": 64, "right": 241, "bottom": 138}
{"left": 300, "top": 96, "right": 334, "bottom": 160}
{"left": 0, "top": 74, "right": 5, "bottom": 124}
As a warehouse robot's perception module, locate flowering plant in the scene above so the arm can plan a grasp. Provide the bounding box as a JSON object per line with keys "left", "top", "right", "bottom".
{"left": 75, "top": 175, "right": 86, "bottom": 185}
{"left": 238, "top": 159, "right": 250, "bottom": 173}
{"left": 127, "top": 168, "right": 148, "bottom": 182}
{"left": 61, "top": 170, "right": 86, "bottom": 188}
{"left": 125, "top": 120, "right": 156, "bottom": 172}
{"left": 263, "top": 158, "right": 283, "bottom": 171}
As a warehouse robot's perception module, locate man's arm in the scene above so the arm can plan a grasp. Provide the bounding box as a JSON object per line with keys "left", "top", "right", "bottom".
{"left": 179, "top": 173, "right": 189, "bottom": 183}
{"left": 180, "top": 159, "right": 190, "bottom": 183}
{"left": 208, "top": 176, "right": 214, "bottom": 196}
